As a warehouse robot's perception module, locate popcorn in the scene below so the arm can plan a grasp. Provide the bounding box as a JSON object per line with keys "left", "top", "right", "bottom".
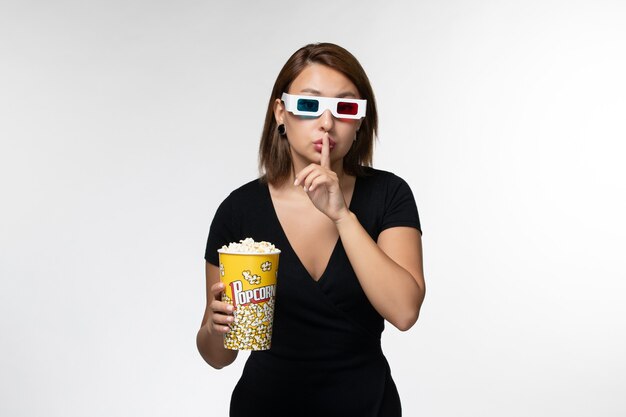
{"left": 222, "top": 293, "right": 275, "bottom": 351}
{"left": 220, "top": 238, "right": 279, "bottom": 254}
{"left": 242, "top": 270, "right": 262, "bottom": 285}
{"left": 218, "top": 238, "right": 280, "bottom": 351}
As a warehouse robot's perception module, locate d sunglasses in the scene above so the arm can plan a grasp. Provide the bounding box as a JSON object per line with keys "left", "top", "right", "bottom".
{"left": 281, "top": 93, "right": 367, "bottom": 120}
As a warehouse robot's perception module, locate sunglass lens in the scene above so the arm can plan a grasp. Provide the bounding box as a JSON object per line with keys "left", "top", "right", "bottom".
{"left": 337, "top": 102, "right": 359, "bottom": 115}
{"left": 297, "top": 98, "right": 319, "bottom": 113}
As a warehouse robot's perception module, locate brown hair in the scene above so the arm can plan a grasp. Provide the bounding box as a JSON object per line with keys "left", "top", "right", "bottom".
{"left": 258, "top": 43, "right": 378, "bottom": 185}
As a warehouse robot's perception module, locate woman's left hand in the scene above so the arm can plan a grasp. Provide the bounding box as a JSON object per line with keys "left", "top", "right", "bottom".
{"left": 294, "top": 135, "right": 350, "bottom": 223}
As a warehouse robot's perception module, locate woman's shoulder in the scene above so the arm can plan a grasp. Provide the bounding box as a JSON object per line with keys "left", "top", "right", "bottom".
{"left": 212, "top": 178, "right": 270, "bottom": 223}
{"left": 356, "top": 167, "right": 421, "bottom": 232}
{"left": 357, "top": 166, "right": 411, "bottom": 189}
{"left": 222, "top": 177, "right": 268, "bottom": 203}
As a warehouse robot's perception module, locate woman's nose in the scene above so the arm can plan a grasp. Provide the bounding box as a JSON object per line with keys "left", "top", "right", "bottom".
{"left": 319, "top": 109, "right": 334, "bottom": 130}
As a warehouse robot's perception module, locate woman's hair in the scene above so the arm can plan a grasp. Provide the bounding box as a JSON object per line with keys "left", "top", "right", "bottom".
{"left": 259, "top": 43, "right": 378, "bottom": 184}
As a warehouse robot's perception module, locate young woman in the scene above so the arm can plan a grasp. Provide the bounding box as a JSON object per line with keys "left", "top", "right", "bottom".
{"left": 197, "top": 43, "right": 425, "bottom": 416}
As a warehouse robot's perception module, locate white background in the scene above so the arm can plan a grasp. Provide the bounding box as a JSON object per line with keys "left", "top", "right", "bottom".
{"left": 1, "top": 0, "right": 625, "bottom": 416}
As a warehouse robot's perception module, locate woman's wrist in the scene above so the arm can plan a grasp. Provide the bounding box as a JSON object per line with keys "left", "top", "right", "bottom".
{"left": 333, "top": 209, "right": 356, "bottom": 228}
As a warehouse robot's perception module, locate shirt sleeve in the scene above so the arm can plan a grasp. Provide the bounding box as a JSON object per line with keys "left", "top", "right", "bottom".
{"left": 204, "top": 195, "right": 236, "bottom": 265}
{"left": 380, "top": 174, "right": 422, "bottom": 235}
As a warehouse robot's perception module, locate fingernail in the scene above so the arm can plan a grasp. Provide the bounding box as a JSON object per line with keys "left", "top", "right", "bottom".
{"left": 227, "top": 305, "right": 234, "bottom": 312}
{"left": 294, "top": 178, "right": 299, "bottom": 186}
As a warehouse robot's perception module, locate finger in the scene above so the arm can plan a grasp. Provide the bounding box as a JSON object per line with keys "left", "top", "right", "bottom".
{"left": 307, "top": 173, "right": 331, "bottom": 192}
{"left": 308, "top": 172, "right": 335, "bottom": 193}
{"left": 212, "top": 311, "right": 235, "bottom": 326}
{"left": 303, "top": 170, "right": 324, "bottom": 192}
{"left": 212, "top": 322, "right": 232, "bottom": 334}
{"left": 210, "top": 297, "right": 235, "bottom": 334}
{"left": 210, "top": 281, "right": 225, "bottom": 297}
{"left": 294, "top": 163, "right": 320, "bottom": 187}
{"left": 308, "top": 168, "right": 339, "bottom": 192}
{"left": 210, "top": 298, "right": 235, "bottom": 315}
{"left": 320, "top": 135, "right": 330, "bottom": 169}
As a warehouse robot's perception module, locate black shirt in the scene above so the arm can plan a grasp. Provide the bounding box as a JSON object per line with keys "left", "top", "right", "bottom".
{"left": 205, "top": 167, "right": 421, "bottom": 417}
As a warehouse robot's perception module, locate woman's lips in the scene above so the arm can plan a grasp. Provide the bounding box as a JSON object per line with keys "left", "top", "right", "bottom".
{"left": 313, "top": 138, "right": 335, "bottom": 152}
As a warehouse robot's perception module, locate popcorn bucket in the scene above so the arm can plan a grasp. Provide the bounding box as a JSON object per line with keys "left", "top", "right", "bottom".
{"left": 218, "top": 250, "right": 280, "bottom": 350}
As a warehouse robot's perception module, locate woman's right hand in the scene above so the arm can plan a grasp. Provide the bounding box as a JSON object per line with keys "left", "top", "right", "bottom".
{"left": 207, "top": 281, "right": 235, "bottom": 335}
{"left": 197, "top": 262, "right": 238, "bottom": 369}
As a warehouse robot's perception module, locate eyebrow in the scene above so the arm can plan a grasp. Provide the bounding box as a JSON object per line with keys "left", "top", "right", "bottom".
{"left": 298, "top": 88, "right": 358, "bottom": 98}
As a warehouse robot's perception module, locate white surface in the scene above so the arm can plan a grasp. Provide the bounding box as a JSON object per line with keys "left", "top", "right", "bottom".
{"left": 1, "top": 0, "right": 625, "bottom": 416}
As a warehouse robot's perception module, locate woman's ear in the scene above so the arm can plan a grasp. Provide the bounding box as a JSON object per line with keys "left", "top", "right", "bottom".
{"left": 273, "top": 98, "right": 285, "bottom": 125}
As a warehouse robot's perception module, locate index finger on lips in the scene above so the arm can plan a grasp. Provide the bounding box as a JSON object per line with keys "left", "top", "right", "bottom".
{"left": 321, "top": 135, "right": 330, "bottom": 169}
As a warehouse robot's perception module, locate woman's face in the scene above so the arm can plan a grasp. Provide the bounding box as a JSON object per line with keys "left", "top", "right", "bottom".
{"left": 274, "top": 63, "right": 363, "bottom": 172}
